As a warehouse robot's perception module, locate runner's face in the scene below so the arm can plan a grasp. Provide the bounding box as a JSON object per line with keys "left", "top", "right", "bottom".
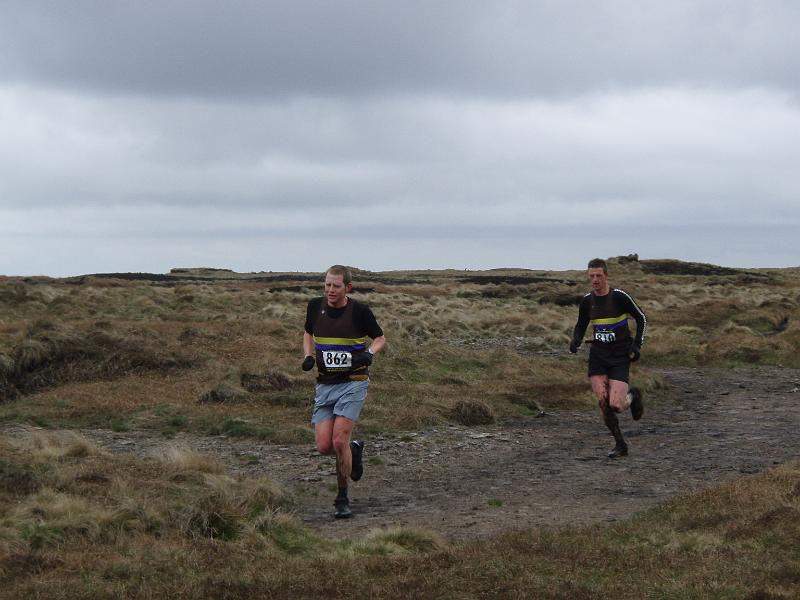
{"left": 588, "top": 267, "right": 609, "bottom": 294}
{"left": 324, "top": 273, "right": 351, "bottom": 308}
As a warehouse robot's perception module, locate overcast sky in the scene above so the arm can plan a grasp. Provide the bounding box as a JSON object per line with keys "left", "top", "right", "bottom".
{"left": 1, "top": 1, "right": 798, "bottom": 276}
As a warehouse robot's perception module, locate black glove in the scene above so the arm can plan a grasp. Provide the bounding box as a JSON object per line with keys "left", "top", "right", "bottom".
{"left": 629, "top": 342, "right": 641, "bottom": 362}
{"left": 301, "top": 356, "right": 316, "bottom": 371}
{"left": 569, "top": 339, "right": 580, "bottom": 354}
{"left": 351, "top": 350, "right": 374, "bottom": 367}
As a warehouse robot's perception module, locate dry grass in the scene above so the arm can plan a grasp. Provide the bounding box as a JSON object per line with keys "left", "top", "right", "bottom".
{"left": 1, "top": 262, "right": 799, "bottom": 595}
{"left": 451, "top": 399, "right": 495, "bottom": 425}
{"left": 0, "top": 320, "right": 195, "bottom": 402}
{"left": 158, "top": 446, "right": 225, "bottom": 474}
{"left": 0, "top": 432, "right": 300, "bottom": 558}
{"left": 0, "top": 424, "right": 797, "bottom": 598}
{"left": 2, "top": 262, "right": 798, "bottom": 437}
{"left": 26, "top": 430, "right": 101, "bottom": 460}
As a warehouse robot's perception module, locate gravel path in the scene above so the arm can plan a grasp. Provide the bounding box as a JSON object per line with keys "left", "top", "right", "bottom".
{"left": 6, "top": 366, "right": 799, "bottom": 541}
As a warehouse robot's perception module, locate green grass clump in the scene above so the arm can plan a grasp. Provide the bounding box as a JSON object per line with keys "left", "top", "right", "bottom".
{"left": 207, "top": 417, "right": 275, "bottom": 441}
{"left": 109, "top": 419, "right": 130, "bottom": 432}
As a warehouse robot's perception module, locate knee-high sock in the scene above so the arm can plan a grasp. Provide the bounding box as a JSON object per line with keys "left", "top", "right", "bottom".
{"left": 603, "top": 405, "right": 626, "bottom": 447}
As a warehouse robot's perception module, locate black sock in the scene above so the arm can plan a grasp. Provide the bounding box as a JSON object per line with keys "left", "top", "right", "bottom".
{"left": 603, "top": 405, "right": 626, "bottom": 447}
{"left": 337, "top": 487, "right": 348, "bottom": 500}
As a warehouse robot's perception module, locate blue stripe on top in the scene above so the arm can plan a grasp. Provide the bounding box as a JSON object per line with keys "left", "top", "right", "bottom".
{"left": 592, "top": 319, "right": 628, "bottom": 330}
{"left": 315, "top": 343, "right": 367, "bottom": 352}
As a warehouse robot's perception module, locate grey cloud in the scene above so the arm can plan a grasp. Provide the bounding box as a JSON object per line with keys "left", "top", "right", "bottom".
{"left": 2, "top": 87, "right": 798, "bottom": 220}
{"left": 1, "top": 2, "right": 799, "bottom": 98}
{"left": 1, "top": 2, "right": 799, "bottom": 276}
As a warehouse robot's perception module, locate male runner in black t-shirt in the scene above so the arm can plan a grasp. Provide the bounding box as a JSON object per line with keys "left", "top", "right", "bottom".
{"left": 302, "top": 265, "right": 385, "bottom": 518}
{"left": 569, "top": 258, "right": 647, "bottom": 458}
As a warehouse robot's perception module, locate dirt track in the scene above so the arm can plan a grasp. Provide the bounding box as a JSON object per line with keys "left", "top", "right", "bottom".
{"left": 9, "top": 366, "right": 800, "bottom": 541}
{"left": 294, "top": 366, "right": 800, "bottom": 540}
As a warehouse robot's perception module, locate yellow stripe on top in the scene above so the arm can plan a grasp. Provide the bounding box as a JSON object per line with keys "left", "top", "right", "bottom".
{"left": 589, "top": 313, "right": 630, "bottom": 326}
{"left": 313, "top": 336, "right": 368, "bottom": 346}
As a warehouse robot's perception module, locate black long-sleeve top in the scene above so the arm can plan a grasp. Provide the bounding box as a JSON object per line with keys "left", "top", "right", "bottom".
{"left": 572, "top": 289, "right": 647, "bottom": 352}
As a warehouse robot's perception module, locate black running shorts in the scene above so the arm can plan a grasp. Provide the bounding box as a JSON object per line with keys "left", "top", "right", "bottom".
{"left": 587, "top": 347, "right": 630, "bottom": 383}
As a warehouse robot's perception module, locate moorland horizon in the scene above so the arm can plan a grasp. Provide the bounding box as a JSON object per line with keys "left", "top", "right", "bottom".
{"left": 3, "top": 254, "right": 799, "bottom": 281}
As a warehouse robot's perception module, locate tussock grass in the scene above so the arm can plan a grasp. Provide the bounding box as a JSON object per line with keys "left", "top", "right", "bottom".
{"left": 179, "top": 474, "right": 257, "bottom": 540}
{"left": 158, "top": 446, "right": 225, "bottom": 474}
{"left": 331, "top": 527, "right": 449, "bottom": 558}
{"left": 25, "top": 431, "right": 101, "bottom": 461}
{"left": 0, "top": 320, "right": 194, "bottom": 402}
{"left": 0, "top": 432, "right": 300, "bottom": 560}
{"left": 1, "top": 442, "right": 797, "bottom": 598}
{"left": 1, "top": 262, "right": 799, "bottom": 438}
{"left": 198, "top": 377, "right": 250, "bottom": 404}
{"left": 0, "top": 458, "right": 41, "bottom": 496}
{"left": 9, "top": 490, "right": 110, "bottom": 549}
{"left": 199, "top": 367, "right": 304, "bottom": 405}
{"left": 451, "top": 399, "right": 495, "bottom": 425}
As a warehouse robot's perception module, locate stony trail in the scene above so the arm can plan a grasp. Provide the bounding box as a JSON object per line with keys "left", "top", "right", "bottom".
{"left": 7, "top": 366, "right": 799, "bottom": 541}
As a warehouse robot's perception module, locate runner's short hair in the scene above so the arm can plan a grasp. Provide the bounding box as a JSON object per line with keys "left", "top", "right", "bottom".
{"left": 326, "top": 265, "right": 353, "bottom": 285}
{"left": 587, "top": 258, "right": 608, "bottom": 273}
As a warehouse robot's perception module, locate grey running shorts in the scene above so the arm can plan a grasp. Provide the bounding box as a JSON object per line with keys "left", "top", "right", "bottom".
{"left": 311, "top": 379, "right": 369, "bottom": 424}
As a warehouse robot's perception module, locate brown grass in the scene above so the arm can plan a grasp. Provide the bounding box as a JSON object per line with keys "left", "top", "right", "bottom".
{"left": 3, "top": 262, "right": 798, "bottom": 436}
{"left": 0, "top": 423, "right": 797, "bottom": 598}
{"left": 1, "top": 263, "right": 798, "bottom": 595}
{"left": 0, "top": 320, "right": 195, "bottom": 402}
{"left": 451, "top": 399, "right": 495, "bottom": 425}
{"left": 158, "top": 446, "right": 225, "bottom": 474}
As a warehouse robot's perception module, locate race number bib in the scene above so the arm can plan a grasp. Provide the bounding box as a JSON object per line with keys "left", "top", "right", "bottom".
{"left": 594, "top": 330, "right": 616, "bottom": 343}
{"left": 322, "top": 350, "right": 352, "bottom": 369}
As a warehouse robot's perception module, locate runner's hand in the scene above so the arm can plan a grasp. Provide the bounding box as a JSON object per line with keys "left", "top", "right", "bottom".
{"left": 629, "top": 342, "right": 641, "bottom": 362}
{"left": 569, "top": 339, "right": 580, "bottom": 354}
{"left": 301, "top": 356, "right": 316, "bottom": 371}
{"left": 351, "top": 351, "right": 373, "bottom": 367}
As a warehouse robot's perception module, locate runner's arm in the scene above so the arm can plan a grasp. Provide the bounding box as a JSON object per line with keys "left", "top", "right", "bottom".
{"left": 616, "top": 290, "right": 647, "bottom": 347}
{"left": 368, "top": 335, "right": 386, "bottom": 355}
{"left": 571, "top": 295, "right": 591, "bottom": 346}
{"left": 353, "top": 301, "right": 385, "bottom": 354}
{"left": 303, "top": 299, "right": 319, "bottom": 361}
{"left": 303, "top": 332, "right": 314, "bottom": 358}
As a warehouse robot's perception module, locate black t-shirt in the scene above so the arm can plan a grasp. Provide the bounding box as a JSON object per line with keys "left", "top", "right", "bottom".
{"left": 304, "top": 297, "right": 384, "bottom": 339}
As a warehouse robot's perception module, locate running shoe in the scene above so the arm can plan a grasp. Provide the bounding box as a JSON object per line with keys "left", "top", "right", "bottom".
{"left": 628, "top": 387, "right": 644, "bottom": 421}
{"left": 607, "top": 443, "right": 629, "bottom": 458}
{"left": 334, "top": 496, "right": 353, "bottom": 519}
{"left": 350, "top": 440, "right": 364, "bottom": 481}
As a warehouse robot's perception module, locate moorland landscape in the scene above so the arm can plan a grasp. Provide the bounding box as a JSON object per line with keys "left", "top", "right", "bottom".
{"left": 1, "top": 255, "right": 799, "bottom": 598}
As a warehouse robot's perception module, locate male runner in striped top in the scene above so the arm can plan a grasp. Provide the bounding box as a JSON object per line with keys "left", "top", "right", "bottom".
{"left": 569, "top": 258, "right": 647, "bottom": 458}
{"left": 302, "top": 265, "right": 386, "bottom": 518}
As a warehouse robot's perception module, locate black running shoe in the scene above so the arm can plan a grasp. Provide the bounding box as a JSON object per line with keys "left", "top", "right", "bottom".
{"left": 629, "top": 387, "right": 644, "bottom": 421}
{"left": 334, "top": 497, "right": 353, "bottom": 519}
{"left": 608, "top": 444, "right": 629, "bottom": 458}
{"left": 350, "top": 440, "right": 364, "bottom": 482}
